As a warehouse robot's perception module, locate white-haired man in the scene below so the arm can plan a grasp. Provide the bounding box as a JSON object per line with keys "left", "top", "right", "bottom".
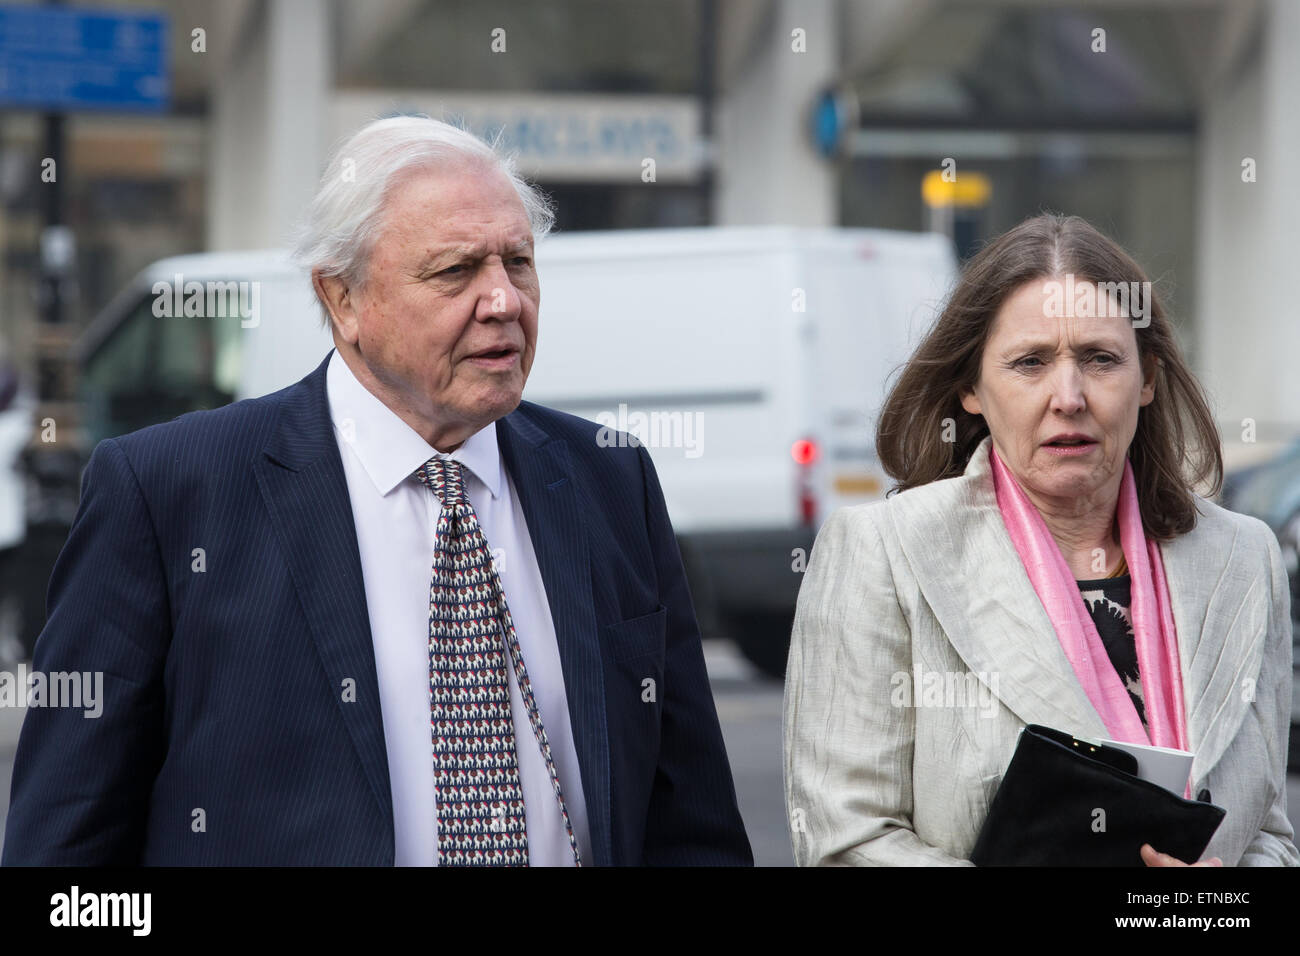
{"left": 4, "top": 117, "right": 753, "bottom": 866}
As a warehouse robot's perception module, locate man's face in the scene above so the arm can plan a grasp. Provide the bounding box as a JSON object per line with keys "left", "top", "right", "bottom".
{"left": 333, "top": 160, "right": 539, "bottom": 447}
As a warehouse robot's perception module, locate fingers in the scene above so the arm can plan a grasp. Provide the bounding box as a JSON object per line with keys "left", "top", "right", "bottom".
{"left": 1141, "top": 843, "right": 1223, "bottom": 867}
{"left": 1140, "top": 843, "right": 1174, "bottom": 866}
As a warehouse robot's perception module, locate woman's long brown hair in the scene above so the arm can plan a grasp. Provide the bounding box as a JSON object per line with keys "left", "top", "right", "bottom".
{"left": 875, "top": 212, "right": 1222, "bottom": 541}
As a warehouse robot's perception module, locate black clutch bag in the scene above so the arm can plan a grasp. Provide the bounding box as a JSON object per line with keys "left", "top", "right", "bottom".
{"left": 970, "top": 724, "right": 1226, "bottom": 866}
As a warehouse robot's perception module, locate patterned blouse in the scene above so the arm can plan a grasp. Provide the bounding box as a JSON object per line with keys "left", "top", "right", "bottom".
{"left": 1076, "top": 570, "right": 1148, "bottom": 731}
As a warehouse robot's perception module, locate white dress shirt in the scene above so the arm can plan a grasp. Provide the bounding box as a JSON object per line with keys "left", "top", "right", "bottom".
{"left": 325, "top": 348, "right": 591, "bottom": 866}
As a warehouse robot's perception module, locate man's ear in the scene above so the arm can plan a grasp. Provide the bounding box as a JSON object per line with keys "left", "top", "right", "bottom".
{"left": 313, "top": 271, "right": 359, "bottom": 343}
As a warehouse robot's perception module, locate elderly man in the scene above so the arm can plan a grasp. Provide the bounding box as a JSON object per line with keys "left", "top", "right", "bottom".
{"left": 3, "top": 116, "right": 752, "bottom": 866}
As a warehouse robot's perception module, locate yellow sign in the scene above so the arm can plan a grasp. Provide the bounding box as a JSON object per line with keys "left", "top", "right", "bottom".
{"left": 833, "top": 474, "right": 883, "bottom": 496}
{"left": 922, "top": 170, "right": 992, "bottom": 208}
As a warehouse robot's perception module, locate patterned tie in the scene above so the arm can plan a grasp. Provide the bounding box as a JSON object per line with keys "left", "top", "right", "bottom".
{"left": 415, "top": 455, "right": 582, "bottom": 867}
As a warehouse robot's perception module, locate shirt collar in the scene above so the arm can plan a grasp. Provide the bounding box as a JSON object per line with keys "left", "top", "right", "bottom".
{"left": 325, "top": 348, "right": 503, "bottom": 499}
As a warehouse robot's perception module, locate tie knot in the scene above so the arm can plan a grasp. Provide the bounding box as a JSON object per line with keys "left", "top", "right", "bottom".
{"left": 415, "top": 455, "right": 465, "bottom": 509}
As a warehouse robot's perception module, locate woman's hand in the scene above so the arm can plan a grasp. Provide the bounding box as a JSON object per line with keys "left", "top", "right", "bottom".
{"left": 1140, "top": 843, "right": 1223, "bottom": 867}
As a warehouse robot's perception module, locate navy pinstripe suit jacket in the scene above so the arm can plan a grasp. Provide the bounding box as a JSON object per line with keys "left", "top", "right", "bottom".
{"left": 2, "top": 349, "right": 752, "bottom": 866}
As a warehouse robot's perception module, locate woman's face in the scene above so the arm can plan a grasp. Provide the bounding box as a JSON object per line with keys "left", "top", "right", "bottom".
{"left": 960, "top": 278, "right": 1156, "bottom": 517}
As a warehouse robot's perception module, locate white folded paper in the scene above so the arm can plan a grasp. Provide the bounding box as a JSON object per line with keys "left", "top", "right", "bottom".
{"left": 1100, "top": 738, "right": 1195, "bottom": 795}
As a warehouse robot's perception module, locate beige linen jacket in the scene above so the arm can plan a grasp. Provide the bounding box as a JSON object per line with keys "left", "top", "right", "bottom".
{"left": 783, "top": 435, "right": 1299, "bottom": 866}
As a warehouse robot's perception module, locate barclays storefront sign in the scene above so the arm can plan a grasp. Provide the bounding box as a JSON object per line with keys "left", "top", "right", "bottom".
{"left": 332, "top": 91, "right": 705, "bottom": 182}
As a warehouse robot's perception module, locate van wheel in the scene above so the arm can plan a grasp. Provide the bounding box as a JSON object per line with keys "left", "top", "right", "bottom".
{"left": 727, "top": 611, "right": 794, "bottom": 681}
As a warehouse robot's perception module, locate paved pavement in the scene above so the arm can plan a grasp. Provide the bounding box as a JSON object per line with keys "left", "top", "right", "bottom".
{"left": 2, "top": 642, "right": 1297, "bottom": 866}
{"left": 0, "top": 694, "right": 23, "bottom": 860}
{"left": 703, "top": 641, "right": 792, "bottom": 866}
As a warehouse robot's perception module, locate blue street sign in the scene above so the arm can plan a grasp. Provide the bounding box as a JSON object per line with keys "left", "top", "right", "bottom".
{"left": 0, "top": 4, "right": 168, "bottom": 112}
{"left": 810, "top": 86, "right": 858, "bottom": 159}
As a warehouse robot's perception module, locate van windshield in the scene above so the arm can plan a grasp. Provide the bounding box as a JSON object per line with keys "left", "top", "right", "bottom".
{"left": 79, "top": 286, "right": 241, "bottom": 445}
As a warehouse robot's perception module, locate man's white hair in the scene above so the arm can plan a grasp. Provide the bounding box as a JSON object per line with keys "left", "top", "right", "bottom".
{"left": 291, "top": 114, "right": 555, "bottom": 329}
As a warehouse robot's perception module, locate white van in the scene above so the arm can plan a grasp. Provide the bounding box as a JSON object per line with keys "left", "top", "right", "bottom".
{"left": 73, "top": 227, "right": 957, "bottom": 675}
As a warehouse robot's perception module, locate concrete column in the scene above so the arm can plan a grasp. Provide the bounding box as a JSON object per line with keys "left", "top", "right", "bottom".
{"left": 714, "top": 0, "right": 838, "bottom": 226}
{"left": 207, "top": 0, "right": 332, "bottom": 250}
{"left": 1197, "top": 0, "right": 1300, "bottom": 458}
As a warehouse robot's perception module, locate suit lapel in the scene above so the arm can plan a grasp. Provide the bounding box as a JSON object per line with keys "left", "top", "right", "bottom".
{"left": 497, "top": 408, "right": 612, "bottom": 866}
{"left": 885, "top": 437, "right": 1111, "bottom": 740}
{"left": 887, "top": 436, "right": 1272, "bottom": 789}
{"left": 253, "top": 349, "right": 395, "bottom": 849}
{"left": 1159, "top": 510, "right": 1270, "bottom": 789}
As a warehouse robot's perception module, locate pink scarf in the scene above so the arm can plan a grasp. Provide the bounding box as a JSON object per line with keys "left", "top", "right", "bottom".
{"left": 989, "top": 444, "right": 1189, "bottom": 770}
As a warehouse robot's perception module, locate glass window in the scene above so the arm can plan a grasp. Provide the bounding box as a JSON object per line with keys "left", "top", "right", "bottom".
{"left": 80, "top": 283, "right": 242, "bottom": 445}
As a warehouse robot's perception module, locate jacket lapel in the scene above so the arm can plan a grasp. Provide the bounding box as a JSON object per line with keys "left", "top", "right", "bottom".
{"left": 497, "top": 407, "right": 612, "bottom": 866}
{"left": 886, "top": 435, "right": 1271, "bottom": 789}
{"left": 1159, "top": 511, "right": 1270, "bottom": 789}
{"left": 884, "top": 437, "right": 1112, "bottom": 740}
{"left": 253, "top": 350, "right": 395, "bottom": 851}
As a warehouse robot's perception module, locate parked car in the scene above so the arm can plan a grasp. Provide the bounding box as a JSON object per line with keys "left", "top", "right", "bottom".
{"left": 69, "top": 227, "right": 957, "bottom": 678}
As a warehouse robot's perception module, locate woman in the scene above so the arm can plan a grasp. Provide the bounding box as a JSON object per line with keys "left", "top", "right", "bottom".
{"left": 783, "top": 213, "right": 1298, "bottom": 866}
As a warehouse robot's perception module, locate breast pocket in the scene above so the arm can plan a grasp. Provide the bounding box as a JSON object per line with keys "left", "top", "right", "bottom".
{"left": 607, "top": 605, "right": 667, "bottom": 663}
